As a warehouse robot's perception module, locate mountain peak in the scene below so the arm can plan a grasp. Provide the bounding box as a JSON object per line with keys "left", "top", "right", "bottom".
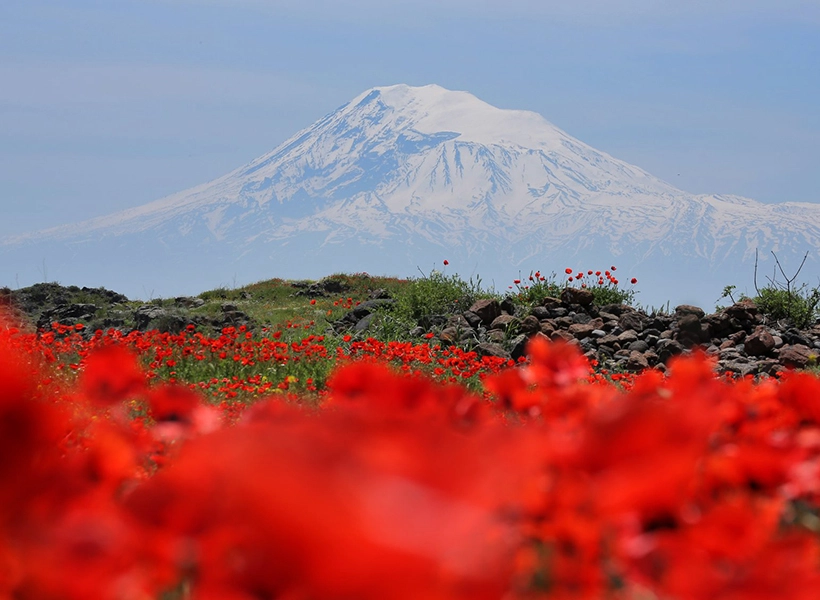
{"left": 345, "top": 83, "right": 570, "bottom": 148}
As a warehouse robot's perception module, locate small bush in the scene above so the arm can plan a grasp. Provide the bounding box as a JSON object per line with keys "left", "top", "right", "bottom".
{"left": 392, "top": 270, "right": 490, "bottom": 324}
{"left": 513, "top": 268, "right": 638, "bottom": 307}
{"left": 753, "top": 285, "right": 819, "bottom": 329}
{"left": 724, "top": 250, "right": 820, "bottom": 329}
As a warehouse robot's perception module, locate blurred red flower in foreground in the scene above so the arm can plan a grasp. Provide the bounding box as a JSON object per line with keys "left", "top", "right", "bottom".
{"left": 79, "top": 345, "right": 145, "bottom": 406}
{"left": 3, "top": 310, "right": 820, "bottom": 599}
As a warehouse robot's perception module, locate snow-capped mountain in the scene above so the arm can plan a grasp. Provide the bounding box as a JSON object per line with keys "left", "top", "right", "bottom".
{"left": 3, "top": 84, "right": 819, "bottom": 306}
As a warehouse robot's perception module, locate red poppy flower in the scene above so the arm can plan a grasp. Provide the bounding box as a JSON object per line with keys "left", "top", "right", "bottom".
{"left": 147, "top": 384, "right": 201, "bottom": 423}
{"left": 565, "top": 268, "right": 573, "bottom": 274}
{"left": 630, "top": 278, "right": 637, "bottom": 284}
{"left": 80, "top": 345, "right": 146, "bottom": 406}
{"left": 443, "top": 260, "right": 449, "bottom": 266}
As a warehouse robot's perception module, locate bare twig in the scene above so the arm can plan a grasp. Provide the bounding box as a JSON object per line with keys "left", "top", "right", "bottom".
{"left": 768, "top": 250, "right": 810, "bottom": 323}
{"left": 753, "top": 248, "right": 761, "bottom": 295}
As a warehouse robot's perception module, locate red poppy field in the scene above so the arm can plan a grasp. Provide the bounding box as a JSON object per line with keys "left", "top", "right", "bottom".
{"left": 3, "top": 277, "right": 820, "bottom": 599}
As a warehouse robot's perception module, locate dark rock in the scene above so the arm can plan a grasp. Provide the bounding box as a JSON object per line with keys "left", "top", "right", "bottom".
{"left": 745, "top": 327, "right": 776, "bottom": 356}
{"left": 783, "top": 330, "right": 813, "bottom": 347}
{"left": 490, "top": 314, "right": 519, "bottom": 331}
{"left": 510, "top": 334, "right": 529, "bottom": 361}
{"left": 548, "top": 307, "right": 568, "bottom": 318}
{"left": 598, "top": 334, "right": 621, "bottom": 347}
{"left": 675, "top": 304, "right": 705, "bottom": 319}
{"left": 626, "top": 351, "right": 649, "bottom": 372}
{"left": 618, "top": 311, "right": 645, "bottom": 333}
{"left": 439, "top": 327, "right": 459, "bottom": 344}
{"left": 721, "top": 360, "right": 758, "bottom": 377}
{"left": 468, "top": 299, "right": 501, "bottom": 327}
{"left": 541, "top": 297, "right": 562, "bottom": 309}
{"left": 530, "top": 306, "right": 550, "bottom": 320}
{"left": 175, "top": 296, "right": 205, "bottom": 308}
{"left": 134, "top": 305, "right": 169, "bottom": 330}
{"left": 561, "top": 287, "right": 594, "bottom": 307}
{"left": 369, "top": 288, "right": 391, "bottom": 300}
{"left": 519, "top": 315, "right": 541, "bottom": 335}
{"left": 704, "top": 312, "right": 732, "bottom": 336}
{"left": 568, "top": 323, "right": 595, "bottom": 339}
{"left": 353, "top": 313, "right": 376, "bottom": 332}
{"left": 719, "top": 348, "right": 744, "bottom": 361}
{"left": 657, "top": 339, "right": 685, "bottom": 363}
{"left": 597, "top": 344, "right": 616, "bottom": 358}
{"left": 40, "top": 303, "right": 99, "bottom": 327}
{"left": 628, "top": 340, "right": 650, "bottom": 353}
{"left": 462, "top": 310, "right": 483, "bottom": 329}
{"left": 599, "top": 304, "right": 633, "bottom": 317}
{"left": 355, "top": 298, "right": 395, "bottom": 313}
{"left": 459, "top": 330, "right": 477, "bottom": 343}
{"left": 551, "top": 330, "right": 576, "bottom": 343}
{"left": 155, "top": 314, "right": 192, "bottom": 334}
{"left": 500, "top": 297, "right": 516, "bottom": 316}
{"left": 475, "top": 343, "right": 511, "bottom": 360}
{"left": 447, "top": 314, "right": 471, "bottom": 330}
{"left": 758, "top": 358, "right": 782, "bottom": 376}
{"left": 571, "top": 312, "right": 592, "bottom": 325}
{"left": 649, "top": 315, "right": 673, "bottom": 331}
{"left": 487, "top": 330, "right": 506, "bottom": 343}
{"left": 779, "top": 344, "right": 814, "bottom": 369}
{"left": 677, "top": 314, "right": 702, "bottom": 334}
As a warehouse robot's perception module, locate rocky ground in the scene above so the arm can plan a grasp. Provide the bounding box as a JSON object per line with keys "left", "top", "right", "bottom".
{"left": 330, "top": 285, "right": 820, "bottom": 376}
{"left": 3, "top": 280, "right": 819, "bottom": 376}
{"left": 0, "top": 282, "right": 257, "bottom": 336}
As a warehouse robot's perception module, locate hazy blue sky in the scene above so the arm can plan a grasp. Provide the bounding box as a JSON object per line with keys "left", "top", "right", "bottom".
{"left": 1, "top": 0, "right": 818, "bottom": 237}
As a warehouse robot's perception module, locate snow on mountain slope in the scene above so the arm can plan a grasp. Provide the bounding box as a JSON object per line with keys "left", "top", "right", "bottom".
{"left": 2, "top": 84, "right": 819, "bottom": 305}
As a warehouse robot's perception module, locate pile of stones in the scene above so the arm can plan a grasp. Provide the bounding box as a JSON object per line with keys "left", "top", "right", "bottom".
{"left": 334, "top": 285, "right": 820, "bottom": 376}
{"left": 444, "top": 287, "right": 820, "bottom": 375}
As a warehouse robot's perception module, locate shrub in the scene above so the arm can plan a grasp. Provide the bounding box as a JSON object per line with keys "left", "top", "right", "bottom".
{"left": 513, "top": 268, "right": 638, "bottom": 307}
{"left": 723, "top": 250, "right": 820, "bottom": 329}
{"left": 753, "top": 285, "right": 819, "bottom": 329}
{"left": 391, "top": 270, "right": 490, "bottom": 325}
